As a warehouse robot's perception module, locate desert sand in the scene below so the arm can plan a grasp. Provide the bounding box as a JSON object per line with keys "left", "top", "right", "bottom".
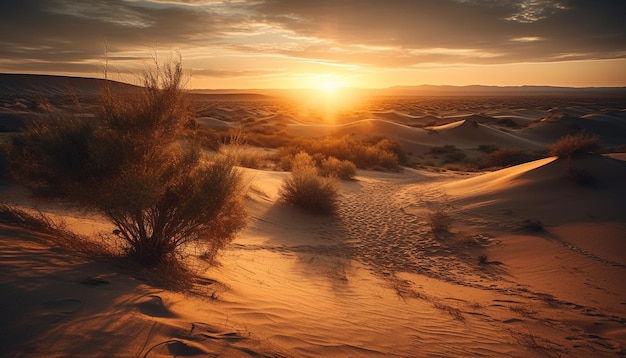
{"left": 1, "top": 77, "right": 625, "bottom": 357}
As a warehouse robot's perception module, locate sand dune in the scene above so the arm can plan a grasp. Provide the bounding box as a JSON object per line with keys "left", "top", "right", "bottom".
{"left": 1, "top": 75, "right": 625, "bottom": 357}
{"left": 446, "top": 154, "right": 626, "bottom": 221}
{"left": 518, "top": 113, "right": 626, "bottom": 147}
{"left": 3, "top": 155, "right": 625, "bottom": 356}
{"left": 425, "top": 119, "right": 541, "bottom": 149}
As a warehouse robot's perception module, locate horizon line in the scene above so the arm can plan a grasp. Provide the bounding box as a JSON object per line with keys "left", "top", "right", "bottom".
{"left": 1, "top": 73, "right": 626, "bottom": 92}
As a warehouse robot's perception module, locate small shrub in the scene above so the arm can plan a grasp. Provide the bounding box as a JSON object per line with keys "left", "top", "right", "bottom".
{"left": 429, "top": 210, "right": 452, "bottom": 236}
{"left": 480, "top": 149, "right": 534, "bottom": 169}
{"left": 276, "top": 135, "right": 401, "bottom": 172}
{"left": 429, "top": 145, "right": 466, "bottom": 163}
{"left": 279, "top": 152, "right": 338, "bottom": 215}
{"left": 520, "top": 219, "right": 543, "bottom": 232}
{"left": 356, "top": 146, "right": 400, "bottom": 171}
{"left": 478, "top": 254, "right": 489, "bottom": 265}
{"left": 235, "top": 151, "right": 268, "bottom": 169}
{"left": 243, "top": 129, "right": 294, "bottom": 148}
{"left": 190, "top": 128, "right": 223, "bottom": 151}
{"left": 364, "top": 136, "right": 407, "bottom": 165}
{"left": 319, "top": 156, "right": 356, "bottom": 180}
{"left": 547, "top": 133, "right": 600, "bottom": 158}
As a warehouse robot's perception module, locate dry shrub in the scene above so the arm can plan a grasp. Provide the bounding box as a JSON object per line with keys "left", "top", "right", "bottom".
{"left": 429, "top": 210, "right": 452, "bottom": 236}
{"left": 356, "top": 145, "right": 400, "bottom": 170}
{"left": 6, "top": 58, "right": 247, "bottom": 267}
{"left": 547, "top": 133, "right": 599, "bottom": 158}
{"left": 242, "top": 128, "right": 294, "bottom": 148}
{"left": 480, "top": 148, "right": 535, "bottom": 169}
{"left": 319, "top": 156, "right": 356, "bottom": 180}
{"left": 189, "top": 127, "right": 223, "bottom": 151}
{"left": 276, "top": 135, "right": 401, "bottom": 172}
{"left": 279, "top": 152, "right": 338, "bottom": 215}
{"left": 520, "top": 219, "right": 543, "bottom": 232}
{"left": 429, "top": 144, "right": 466, "bottom": 163}
{"left": 235, "top": 151, "right": 269, "bottom": 169}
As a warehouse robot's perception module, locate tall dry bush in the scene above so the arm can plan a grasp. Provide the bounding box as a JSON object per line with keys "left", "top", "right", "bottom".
{"left": 7, "top": 59, "right": 247, "bottom": 267}
{"left": 279, "top": 152, "right": 338, "bottom": 215}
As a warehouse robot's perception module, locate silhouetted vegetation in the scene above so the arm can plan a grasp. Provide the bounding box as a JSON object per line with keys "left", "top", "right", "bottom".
{"left": 520, "top": 219, "right": 544, "bottom": 232}
{"left": 429, "top": 144, "right": 466, "bottom": 163}
{"left": 6, "top": 59, "right": 247, "bottom": 267}
{"left": 547, "top": 133, "right": 600, "bottom": 159}
{"left": 479, "top": 148, "right": 538, "bottom": 169}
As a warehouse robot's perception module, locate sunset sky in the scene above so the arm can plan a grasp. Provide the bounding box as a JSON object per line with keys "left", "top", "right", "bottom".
{"left": 1, "top": 0, "right": 625, "bottom": 89}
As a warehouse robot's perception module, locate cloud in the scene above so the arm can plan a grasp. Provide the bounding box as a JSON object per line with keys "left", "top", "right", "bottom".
{"left": 0, "top": 0, "right": 240, "bottom": 65}
{"left": 250, "top": 0, "right": 626, "bottom": 64}
{"left": 0, "top": 0, "right": 624, "bottom": 79}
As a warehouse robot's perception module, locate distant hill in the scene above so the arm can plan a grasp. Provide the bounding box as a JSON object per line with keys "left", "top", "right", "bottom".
{"left": 2, "top": 73, "right": 625, "bottom": 98}
{"left": 0, "top": 73, "right": 138, "bottom": 97}
{"left": 379, "top": 85, "right": 626, "bottom": 97}
{"left": 0, "top": 74, "right": 276, "bottom": 101}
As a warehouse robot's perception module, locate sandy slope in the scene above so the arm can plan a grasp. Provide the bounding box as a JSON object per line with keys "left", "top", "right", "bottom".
{"left": 1, "top": 81, "right": 625, "bottom": 356}
{"left": 1, "top": 153, "right": 625, "bottom": 357}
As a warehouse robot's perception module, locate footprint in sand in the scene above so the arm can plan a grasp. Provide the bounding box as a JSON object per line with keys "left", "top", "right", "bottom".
{"left": 137, "top": 295, "right": 176, "bottom": 318}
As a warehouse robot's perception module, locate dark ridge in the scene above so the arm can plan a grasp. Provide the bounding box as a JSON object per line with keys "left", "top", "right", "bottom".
{"left": 0, "top": 73, "right": 138, "bottom": 97}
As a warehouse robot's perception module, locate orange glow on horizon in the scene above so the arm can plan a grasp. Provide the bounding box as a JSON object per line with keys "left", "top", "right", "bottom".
{"left": 283, "top": 74, "right": 365, "bottom": 124}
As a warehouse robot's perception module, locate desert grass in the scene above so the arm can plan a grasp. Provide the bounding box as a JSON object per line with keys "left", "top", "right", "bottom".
{"left": 0, "top": 203, "right": 111, "bottom": 258}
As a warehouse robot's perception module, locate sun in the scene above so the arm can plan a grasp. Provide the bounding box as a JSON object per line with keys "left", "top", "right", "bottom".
{"left": 321, "top": 79, "right": 340, "bottom": 94}
{"left": 306, "top": 74, "right": 345, "bottom": 94}
{"left": 292, "top": 73, "right": 364, "bottom": 123}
